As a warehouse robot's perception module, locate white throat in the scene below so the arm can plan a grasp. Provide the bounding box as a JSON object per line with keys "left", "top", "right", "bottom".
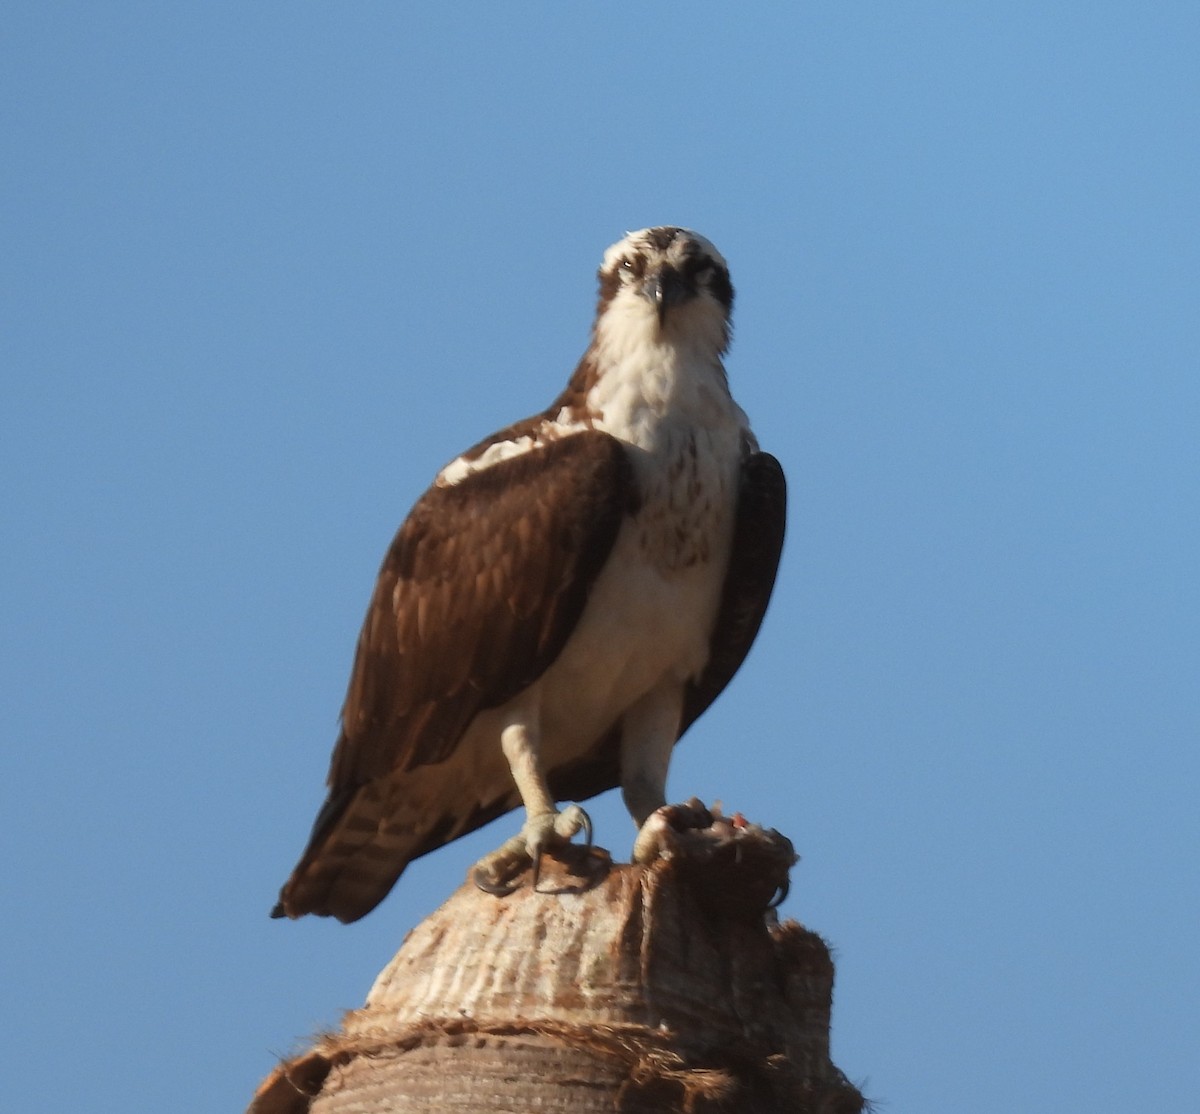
{"left": 437, "top": 283, "right": 750, "bottom": 489}
{"left": 580, "top": 299, "right": 743, "bottom": 453}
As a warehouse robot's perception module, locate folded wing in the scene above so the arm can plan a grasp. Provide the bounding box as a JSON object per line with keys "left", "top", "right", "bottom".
{"left": 274, "top": 430, "right": 635, "bottom": 921}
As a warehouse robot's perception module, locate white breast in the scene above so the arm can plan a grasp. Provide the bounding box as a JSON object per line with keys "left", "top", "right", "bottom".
{"left": 438, "top": 313, "right": 753, "bottom": 772}
{"left": 532, "top": 336, "right": 748, "bottom": 759}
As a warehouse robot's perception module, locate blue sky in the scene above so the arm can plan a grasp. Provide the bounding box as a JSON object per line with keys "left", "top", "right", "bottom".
{"left": 3, "top": 5, "right": 1197, "bottom": 1111}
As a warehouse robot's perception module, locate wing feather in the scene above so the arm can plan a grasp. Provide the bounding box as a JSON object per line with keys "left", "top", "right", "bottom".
{"left": 680, "top": 451, "right": 787, "bottom": 733}
{"left": 340, "top": 430, "right": 632, "bottom": 778}
{"left": 274, "top": 429, "right": 634, "bottom": 920}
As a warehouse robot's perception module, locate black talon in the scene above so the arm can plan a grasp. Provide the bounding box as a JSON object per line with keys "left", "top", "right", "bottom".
{"left": 768, "top": 878, "right": 790, "bottom": 909}
{"left": 473, "top": 866, "right": 523, "bottom": 897}
{"left": 579, "top": 808, "right": 593, "bottom": 848}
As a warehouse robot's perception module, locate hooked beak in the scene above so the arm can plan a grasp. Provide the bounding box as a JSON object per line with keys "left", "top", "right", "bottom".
{"left": 643, "top": 265, "right": 691, "bottom": 326}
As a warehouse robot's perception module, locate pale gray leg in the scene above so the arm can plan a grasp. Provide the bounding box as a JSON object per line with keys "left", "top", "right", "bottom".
{"left": 620, "top": 684, "right": 690, "bottom": 862}
{"left": 473, "top": 712, "right": 590, "bottom": 894}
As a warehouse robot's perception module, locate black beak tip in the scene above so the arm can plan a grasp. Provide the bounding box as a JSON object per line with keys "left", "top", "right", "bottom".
{"left": 646, "top": 267, "right": 689, "bottom": 325}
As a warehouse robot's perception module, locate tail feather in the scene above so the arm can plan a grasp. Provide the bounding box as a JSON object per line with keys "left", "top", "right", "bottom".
{"left": 272, "top": 781, "right": 415, "bottom": 923}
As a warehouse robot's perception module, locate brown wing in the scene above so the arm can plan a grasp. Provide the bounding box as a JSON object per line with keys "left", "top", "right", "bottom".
{"left": 680, "top": 451, "right": 786, "bottom": 734}
{"left": 273, "top": 430, "right": 635, "bottom": 921}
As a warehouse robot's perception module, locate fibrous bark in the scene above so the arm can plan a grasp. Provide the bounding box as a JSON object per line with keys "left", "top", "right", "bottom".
{"left": 250, "top": 805, "right": 862, "bottom": 1113}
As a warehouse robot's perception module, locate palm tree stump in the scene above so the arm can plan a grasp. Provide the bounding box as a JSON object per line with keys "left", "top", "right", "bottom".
{"left": 250, "top": 802, "right": 863, "bottom": 1113}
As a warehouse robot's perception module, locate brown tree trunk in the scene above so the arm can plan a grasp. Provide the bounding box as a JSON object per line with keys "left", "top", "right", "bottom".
{"left": 250, "top": 807, "right": 863, "bottom": 1113}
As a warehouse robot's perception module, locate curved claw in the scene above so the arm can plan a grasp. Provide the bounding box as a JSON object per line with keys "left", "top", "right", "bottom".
{"left": 472, "top": 866, "right": 525, "bottom": 897}
{"left": 473, "top": 804, "right": 596, "bottom": 897}
{"left": 768, "top": 877, "right": 790, "bottom": 909}
{"left": 531, "top": 806, "right": 592, "bottom": 889}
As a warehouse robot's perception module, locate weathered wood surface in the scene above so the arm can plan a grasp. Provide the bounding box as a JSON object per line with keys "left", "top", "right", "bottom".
{"left": 250, "top": 807, "right": 863, "bottom": 1113}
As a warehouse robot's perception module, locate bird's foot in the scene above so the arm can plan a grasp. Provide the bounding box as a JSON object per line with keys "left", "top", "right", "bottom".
{"left": 631, "top": 797, "right": 714, "bottom": 863}
{"left": 631, "top": 798, "right": 797, "bottom": 911}
{"left": 472, "top": 805, "right": 596, "bottom": 896}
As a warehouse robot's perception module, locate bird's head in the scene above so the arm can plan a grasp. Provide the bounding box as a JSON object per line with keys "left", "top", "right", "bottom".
{"left": 594, "top": 227, "right": 734, "bottom": 357}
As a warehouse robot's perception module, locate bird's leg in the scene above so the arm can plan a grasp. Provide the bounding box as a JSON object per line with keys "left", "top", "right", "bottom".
{"left": 619, "top": 686, "right": 687, "bottom": 864}
{"left": 472, "top": 718, "right": 592, "bottom": 895}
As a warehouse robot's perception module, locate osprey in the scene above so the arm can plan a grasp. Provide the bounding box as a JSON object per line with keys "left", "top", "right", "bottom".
{"left": 273, "top": 227, "right": 786, "bottom": 923}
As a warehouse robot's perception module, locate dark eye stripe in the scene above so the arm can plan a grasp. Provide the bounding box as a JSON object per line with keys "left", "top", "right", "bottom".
{"left": 619, "top": 254, "right": 646, "bottom": 279}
